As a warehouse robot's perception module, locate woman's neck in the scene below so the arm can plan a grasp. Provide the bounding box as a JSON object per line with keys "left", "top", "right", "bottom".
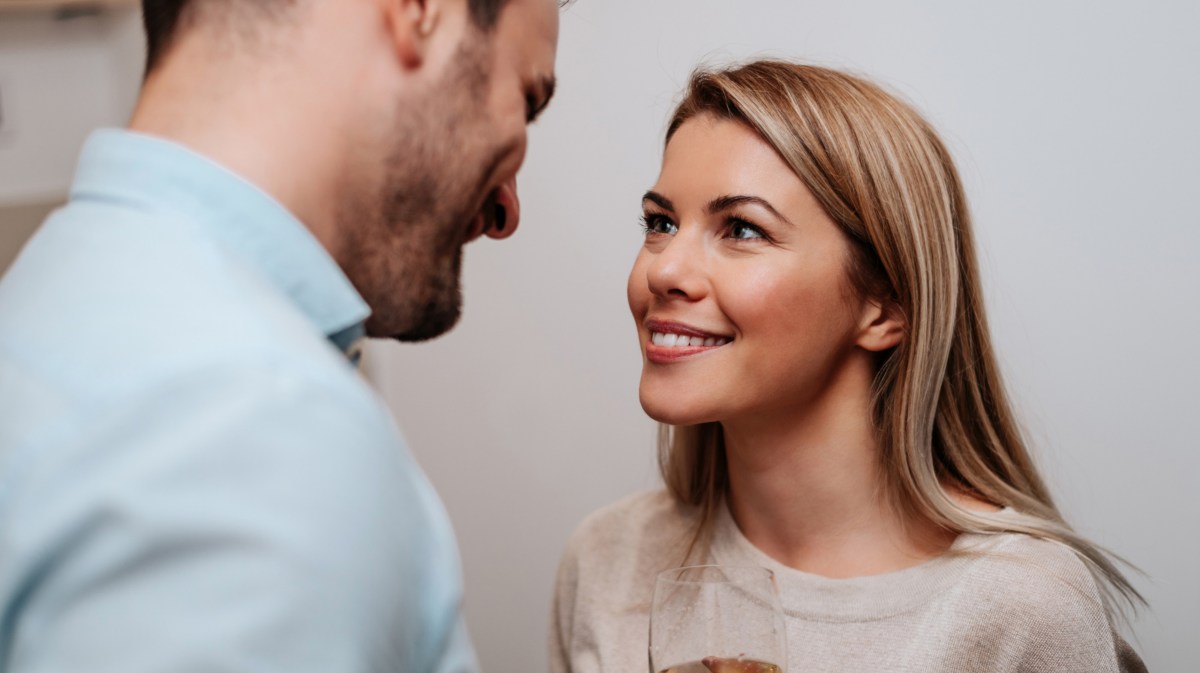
{"left": 720, "top": 363, "right": 955, "bottom": 579}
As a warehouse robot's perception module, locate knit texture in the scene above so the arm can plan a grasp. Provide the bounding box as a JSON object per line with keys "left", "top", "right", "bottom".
{"left": 550, "top": 491, "right": 1145, "bottom": 673}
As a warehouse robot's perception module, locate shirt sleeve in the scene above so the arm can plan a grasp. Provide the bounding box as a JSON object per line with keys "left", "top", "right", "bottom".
{"left": 1008, "top": 597, "right": 1147, "bottom": 667}
{"left": 548, "top": 534, "right": 580, "bottom": 673}
{"left": 1012, "top": 599, "right": 1145, "bottom": 673}
{"left": 987, "top": 539, "right": 1147, "bottom": 673}
{"left": 0, "top": 363, "right": 477, "bottom": 673}
{"left": 1115, "top": 634, "right": 1149, "bottom": 673}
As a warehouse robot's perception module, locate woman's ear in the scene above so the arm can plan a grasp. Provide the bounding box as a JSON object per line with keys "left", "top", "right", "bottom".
{"left": 380, "top": 0, "right": 442, "bottom": 69}
{"left": 856, "top": 298, "right": 905, "bottom": 352}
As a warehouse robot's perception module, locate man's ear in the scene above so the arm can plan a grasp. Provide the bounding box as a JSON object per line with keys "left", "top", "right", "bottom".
{"left": 381, "top": 0, "right": 442, "bottom": 69}
{"left": 856, "top": 297, "right": 905, "bottom": 353}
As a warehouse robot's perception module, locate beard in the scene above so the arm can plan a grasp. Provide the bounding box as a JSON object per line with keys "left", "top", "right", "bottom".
{"left": 340, "top": 34, "right": 505, "bottom": 343}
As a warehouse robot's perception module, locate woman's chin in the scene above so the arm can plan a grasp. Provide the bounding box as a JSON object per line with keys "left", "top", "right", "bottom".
{"left": 638, "top": 393, "right": 717, "bottom": 427}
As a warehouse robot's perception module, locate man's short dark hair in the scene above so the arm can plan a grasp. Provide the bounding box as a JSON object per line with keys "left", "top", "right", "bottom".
{"left": 141, "top": 0, "right": 514, "bottom": 73}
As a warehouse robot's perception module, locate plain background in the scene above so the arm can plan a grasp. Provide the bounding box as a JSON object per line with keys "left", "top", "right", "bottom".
{"left": 1, "top": 2, "right": 1196, "bottom": 672}
{"left": 369, "top": 1, "right": 1200, "bottom": 671}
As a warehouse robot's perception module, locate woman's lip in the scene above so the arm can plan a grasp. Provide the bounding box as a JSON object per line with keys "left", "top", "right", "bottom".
{"left": 645, "top": 339, "right": 730, "bottom": 364}
{"left": 642, "top": 319, "right": 734, "bottom": 363}
{"left": 644, "top": 319, "right": 732, "bottom": 340}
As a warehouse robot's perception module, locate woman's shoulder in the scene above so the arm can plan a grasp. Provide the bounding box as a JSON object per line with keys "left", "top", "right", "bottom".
{"left": 960, "top": 531, "right": 1106, "bottom": 608}
{"left": 551, "top": 492, "right": 699, "bottom": 673}
{"left": 556, "top": 489, "right": 701, "bottom": 587}
{"left": 950, "top": 531, "right": 1143, "bottom": 670}
{"left": 563, "top": 489, "right": 697, "bottom": 556}
{"left": 955, "top": 532, "right": 1128, "bottom": 644}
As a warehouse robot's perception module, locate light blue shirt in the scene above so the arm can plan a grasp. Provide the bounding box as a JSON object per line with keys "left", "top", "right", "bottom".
{"left": 0, "top": 129, "right": 478, "bottom": 673}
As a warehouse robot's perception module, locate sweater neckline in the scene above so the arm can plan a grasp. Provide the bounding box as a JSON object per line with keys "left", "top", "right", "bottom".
{"left": 708, "top": 500, "right": 1017, "bottom": 622}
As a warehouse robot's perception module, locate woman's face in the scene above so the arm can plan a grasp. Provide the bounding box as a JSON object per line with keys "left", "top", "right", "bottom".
{"left": 628, "top": 115, "right": 873, "bottom": 427}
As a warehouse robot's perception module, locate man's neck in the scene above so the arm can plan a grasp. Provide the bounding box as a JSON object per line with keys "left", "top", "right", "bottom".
{"left": 127, "top": 36, "right": 351, "bottom": 261}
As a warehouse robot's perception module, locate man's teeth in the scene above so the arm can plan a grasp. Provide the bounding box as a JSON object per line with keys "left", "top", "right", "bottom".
{"left": 650, "top": 332, "right": 730, "bottom": 348}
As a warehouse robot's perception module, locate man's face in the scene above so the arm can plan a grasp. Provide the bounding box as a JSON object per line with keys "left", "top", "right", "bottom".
{"left": 344, "top": 0, "right": 559, "bottom": 342}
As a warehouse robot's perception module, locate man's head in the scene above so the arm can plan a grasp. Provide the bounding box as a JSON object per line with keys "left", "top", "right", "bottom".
{"left": 141, "top": 0, "right": 536, "bottom": 74}
{"left": 137, "top": 0, "right": 560, "bottom": 341}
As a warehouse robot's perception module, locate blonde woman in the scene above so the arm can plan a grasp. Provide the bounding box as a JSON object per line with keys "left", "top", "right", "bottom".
{"left": 550, "top": 61, "right": 1146, "bottom": 673}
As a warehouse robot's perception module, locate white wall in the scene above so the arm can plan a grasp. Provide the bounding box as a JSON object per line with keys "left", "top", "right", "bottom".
{"left": 0, "top": 9, "right": 142, "bottom": 303}
{"left": 2, "top": 1, "right": 1194, "bottom": 671}
{"left": 368, "top": 1, "right": 1199, "bottom": 671}
{"left": 0, "top": 8, "right": 143, "bottom": 204}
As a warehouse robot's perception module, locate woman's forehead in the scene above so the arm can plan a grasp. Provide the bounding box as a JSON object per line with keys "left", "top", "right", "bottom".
{"left": 656, "top": 117, "right": 816, "bottom": 217}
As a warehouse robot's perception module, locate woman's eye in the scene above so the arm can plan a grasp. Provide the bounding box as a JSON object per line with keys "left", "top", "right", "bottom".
{"left": 641, "top": 214, "right": 678, "bottom": 236}
{"left": 728, "top": 219, "right": 767, "bottom": 241}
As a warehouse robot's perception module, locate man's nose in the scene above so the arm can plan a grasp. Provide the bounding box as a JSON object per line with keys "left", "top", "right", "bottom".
{"left": 486, "top": 177, "right": 520, "bottom": 240}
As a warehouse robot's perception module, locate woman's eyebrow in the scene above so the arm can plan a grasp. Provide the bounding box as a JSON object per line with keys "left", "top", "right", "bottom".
{"left": 642, "top": 191, "right": 675, "bottom": 212}
{"left": 707, "top": 194, "right": 796, "bottom": 227}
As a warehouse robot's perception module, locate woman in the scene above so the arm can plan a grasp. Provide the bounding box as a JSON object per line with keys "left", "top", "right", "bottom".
{"left": 550, "top": 61, "right": 1145, "bottom": 673}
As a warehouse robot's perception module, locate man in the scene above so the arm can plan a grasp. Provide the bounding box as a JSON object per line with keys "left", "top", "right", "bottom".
{"left": 0, "top": 0, "right": 559, "bottom": 670}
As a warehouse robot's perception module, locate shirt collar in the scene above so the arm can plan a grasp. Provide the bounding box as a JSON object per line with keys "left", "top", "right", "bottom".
{"left": 70, "top": 129, "right": 371, "bottom": 349}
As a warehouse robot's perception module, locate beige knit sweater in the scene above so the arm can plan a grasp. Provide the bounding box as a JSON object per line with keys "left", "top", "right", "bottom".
{"left": 550, "top": 491, "right": 1145, "bottom": 673}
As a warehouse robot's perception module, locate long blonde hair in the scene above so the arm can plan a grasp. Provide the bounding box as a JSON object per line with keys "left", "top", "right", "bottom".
{"left": 658, "top": 60, "right": 1142, "bottom": 615}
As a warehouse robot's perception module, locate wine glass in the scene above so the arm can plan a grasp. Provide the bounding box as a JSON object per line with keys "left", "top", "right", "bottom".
{"left": 649, "top": 565, "right": 787, "bottom": 673}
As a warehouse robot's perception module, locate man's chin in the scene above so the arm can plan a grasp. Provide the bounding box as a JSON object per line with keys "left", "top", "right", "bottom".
{"left": 365, "top": 301, "right": 462, "bottom": 343}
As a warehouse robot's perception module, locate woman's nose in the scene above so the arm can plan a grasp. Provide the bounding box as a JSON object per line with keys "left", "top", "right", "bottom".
{"left": 645, "top": 229, "right": 708, "bottom": 301}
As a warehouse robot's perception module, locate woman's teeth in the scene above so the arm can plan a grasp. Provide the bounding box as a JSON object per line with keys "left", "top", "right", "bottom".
{"left": 650, "top": 332, "right": 730, "bottom": 348}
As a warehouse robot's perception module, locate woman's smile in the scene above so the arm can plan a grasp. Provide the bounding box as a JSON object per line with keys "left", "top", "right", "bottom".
{"left": 644, "top": 319, "right": 733, "bottom": 363}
